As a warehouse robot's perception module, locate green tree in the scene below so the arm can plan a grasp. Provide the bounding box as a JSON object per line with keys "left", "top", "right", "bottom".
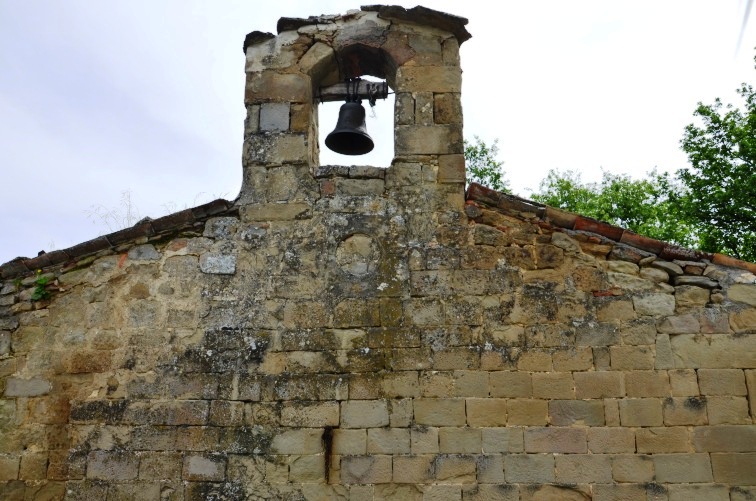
{"left": 465, "top": 136, "right": 509, "bottom": 193}
{"left": 532, "top": 169, "right": 697, "bottom": 247}
{"left": 678, "top": 53, "right": 756, "bottom": 261}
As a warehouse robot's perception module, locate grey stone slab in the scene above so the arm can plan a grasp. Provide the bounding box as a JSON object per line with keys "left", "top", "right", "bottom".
{"left": 200, "top": 253, "right": 236, "bottom": 275}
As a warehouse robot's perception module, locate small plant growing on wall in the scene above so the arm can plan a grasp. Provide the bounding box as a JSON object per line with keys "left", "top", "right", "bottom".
{"left": 31, "top": 269, "right": 51, "bottom": 301}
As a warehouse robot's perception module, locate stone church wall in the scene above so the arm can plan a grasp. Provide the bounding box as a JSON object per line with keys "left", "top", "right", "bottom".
{"left": 1, "top": 6, "right": 754, "bottom": 501}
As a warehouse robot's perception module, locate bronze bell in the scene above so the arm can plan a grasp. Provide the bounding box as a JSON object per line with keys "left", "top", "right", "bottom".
{"left": 325, "top": 102, "right": 374, "bottom": 155}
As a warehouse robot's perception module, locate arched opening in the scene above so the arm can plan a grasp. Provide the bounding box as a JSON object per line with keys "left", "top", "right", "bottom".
{"left": 318, "top": 76, "right": 395, "bottom": 167}
{"left": 306, "top": 39, "right": 401, "bottom": 169}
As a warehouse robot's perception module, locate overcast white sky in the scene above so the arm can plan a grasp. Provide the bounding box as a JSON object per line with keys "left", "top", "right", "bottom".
{"left": 1, "top": 1, "right": 754, "bottom": 263}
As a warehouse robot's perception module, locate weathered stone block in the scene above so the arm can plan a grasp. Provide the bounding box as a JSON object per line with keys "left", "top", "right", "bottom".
{"left": 367, "top": 428, "right": 410, "bottom": 454}
{"left": 341, "top": 400, "right": 389, "bottom": 428}
{"left": 489, "top": 370, "right": 532, "bottom": 398}
{"left": 554, "top": 454, "right": 612, "bottom": 483}
{"left": 334, "top": 178, "right": 385, "bottom": 197}
{"left": 434, "top": 93, "right": 462, "bottom": 125}
{"left": 655, "top": 333, "right": 675, "bottom": 369}
{"left": 574, "top": 371, "right": 623, "bottom": 399}
{"left": 640, "top": 266, "right": 669, "bottom": 283}
{"left": 669, "top": 369, "right": 700, "bottom": 396}
{"left": 619, "top": 398, "right": 663, "bottom": 426}
{"left": 199, "top": 253, "right": 236, "bottom": 275}
{"left": 588, "top": 427, "right": 635, "bottom": 453}
{"left": 139, "top": 452, "right": 182, "bottom": 480}
{"left": 259, "top": 102, "right": 290, "bottom": 131}
{"left": 289, "top": 454, "right": 325, "bottom": 483}
{"left": 61, "top": 349, "right": 113, "bottom": 374}
{"left": 666, "top": 484, "right": 730, "bottom": 501}
{"left": 633, "top": 293, "right": 675, "bottom": 316}
{"left": 504, "top": 454, "right": 554, "bottom": 484}
{"left": 706, "top": 396, "right": 750, "bottom": 424}
{"left": 424, "top": 484, "right": 462, "bottom": 500}
{"left": 596, "top": 299, "right": 636, "bottom": 322}
{"left": 610, "top": 345, "right": 655, "bottom": 370}
{"left": 625, "top": 370, "right": 669, "bottom": 397}
{"left": 731, "top": 486, "right": 756, "bottom": 501}
{"left": 394, "top": 92, "right": 415, "bottom": 126}
{"left": 476, "top": 454, "right": 505, "bottom": 484}
{"left": 439, "top": 427, "right": 482, "bottom": 454}
{"left": 438, "top": 154, "right": 465, "bottom": 183}
{"left": 620, "top": 318, "right": 657, "bottom": 345}
{"left": 671, "top": 334, "right": 756, "bottom": 368}
{"left": 183, "top": 454, "right": 226, "bottom": 481}
{"left": 124, "top": 401, "right": 209, "bottom": 426}
{"left": 391, "top": 399, "right": 414, "bottom": 428}
{"left": 270, "top": 429, "right": 324, "bottom": 454}
{"left": 433, "top": 347, "right": 480, "bottom": 370}
{"left": 243, "top": 134, "right": 308, "bottom": 165}
{"left": 575, "top": 322, "right": 620, "bottom": 346}
{"left": 332, "top": 429, "right": 366, "bottom": 455}
{"left": 414, "top": 398, "right": 466, "bottom": 426}
{"left": 18, "top": 452, "right": 47, "bottom": 480}
{"left": 396, "top": 66, "right": 462, "bottom": 93}
{"left": 281, "top": 401, "right": 339, "bottom": 427}
{"left": 611, "top": 454, "right": 654, "bottom": 483}
{"left": 465, "top": 398, "right": 507, "bottom": 427}
{"left": 675, "top": 285, "right": 710, "bottom": 308}
{"left": 532, "top": 372, "right": 574, "bottom": 399}
{"left": 698, "top": 368, "right": 747, "bottom": 395}
{"left": 658, "top": 314, "right": 701, "bottom": 334}
{"left": 334, "top": 299, "right": 381, "bottom": 328}
{"left": 710, "top": 452, "right": 756, "bottom": 484}
{"left": 592, "top": 484, "right": 648, "bottom": 500}
{"left": 87, "top": 451, "right": 138, "bottom": 481}
{"left": 698, "top": 308, "right": 730, "bottom": 333}
{"left": 0, "top": 455, "right": 19, "bottom": 481}
{"left": 516, "top": 351, "right": 553, "bottom": 372}
{"left": 391, "top": 455, "right": 433, "bottom": 484}
{"left": 663, "top": 396, "right": 708, "bottom": 425}
{"left": 729, "top": 283, "right": 756, "bottom": 306}
{"left": 730, "top": 307, "right": 756, "bottom": 332}
{"left": 524, "top": 427, "right": 587, "bottom": 454}
{"left": 395, "top": 125, "right": 463, "bottom": 155}
{"left": 341, "top": 455, "right": 392, "bottom": 484}
{"left": 410, "top": 427, "right": 440, "bottom": 454}
{"left": 433, "top": 454, "right": 476, "bottom": 483}
{"left": 552, "top": 347, "right": 593, "bottom": 371}
{"left": 413, "top": 91, "right": 434, "bottom": 125}
{"left": 549, "top": 399, "right": 604, "bottom": 426}
{"left": 380, "top": 371, "right": 418, "bottom": 398}
{"left": 481, "top": 427, "right": 524, "bottom": 454}
{"left": 636, "top": 427, "right": 690, "bottom": 453}
{"left": 506, "top": 399, "right": 548, "bottom": 426}
{"left": 245, "top": 71, "right": 311, "bottom": 103}
{"left": 127, "top": 244, "right": 160, "bottom": 261}
{"left": 653, "top": 453, "right": 712, "bottom": 483}
{"left": 4, "top": 377, "right": 51, "bottom": 397}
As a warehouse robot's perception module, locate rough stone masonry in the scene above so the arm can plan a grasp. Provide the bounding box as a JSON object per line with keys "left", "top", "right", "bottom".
{"left": 1, "top": 5, "right": 755, "bottom": 501}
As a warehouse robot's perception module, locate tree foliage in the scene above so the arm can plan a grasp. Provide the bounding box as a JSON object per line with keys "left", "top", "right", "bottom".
{"left": 466, "top": 53, "right": 755, "bottom": 261}
{"left": 532, "top": 169, "right": 697, "bottom": 247}
{"left": 677, "top": 54, "right": 756, "bottom": 261}
{"left": 465, "top": 136, "right": 510, "bottom": 193}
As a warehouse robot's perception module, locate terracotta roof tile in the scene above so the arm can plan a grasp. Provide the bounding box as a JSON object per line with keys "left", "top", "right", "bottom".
{"left": 0, "top": 198, "right": 235, "bottom": 280}
{"left": 619, "top": 231, "right": 665, "bottom": 255}
{"left": 65, "top": 236, "right": 112, "bottom": 259}
{"left": 107, "top": 222, "right": 154, "bottom": 246}
{"left": 466, "top": 182, "right": 755, "bottom": 274}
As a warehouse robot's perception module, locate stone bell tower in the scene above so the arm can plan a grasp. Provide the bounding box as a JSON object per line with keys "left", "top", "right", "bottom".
{"left": 239, "top": 5, "right": 471, "bottom": 212}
